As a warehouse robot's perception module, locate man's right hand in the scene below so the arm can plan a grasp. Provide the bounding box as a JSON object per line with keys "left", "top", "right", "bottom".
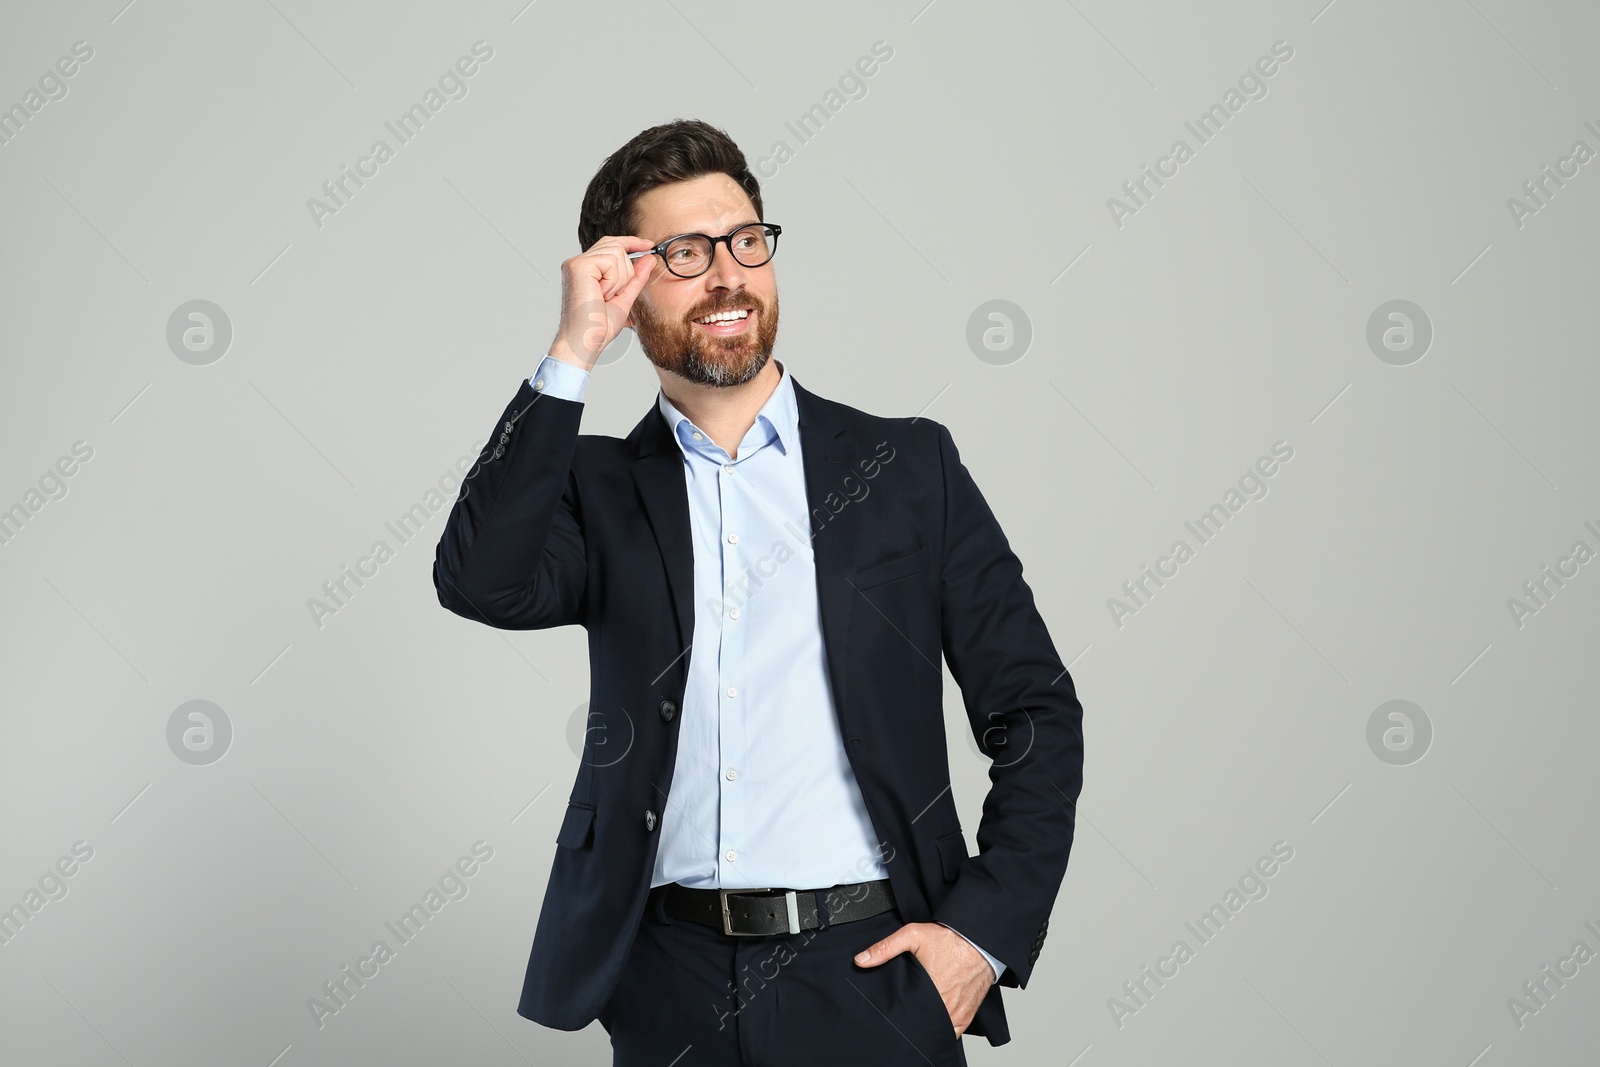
{"left": 548, "top": 235, "right": 659, "bottom": 371}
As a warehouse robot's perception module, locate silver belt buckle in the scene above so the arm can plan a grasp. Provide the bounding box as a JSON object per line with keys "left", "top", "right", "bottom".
{"left": 719, "top": 888, "right": 801, "bottom": 935}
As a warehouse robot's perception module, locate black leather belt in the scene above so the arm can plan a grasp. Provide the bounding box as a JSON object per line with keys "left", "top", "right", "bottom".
{"left": 658, "top": 879, "right": 895, "bottom": 936}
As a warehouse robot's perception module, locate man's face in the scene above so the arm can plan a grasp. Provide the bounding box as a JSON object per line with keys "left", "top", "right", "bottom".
{"left": 625, "top": 173, "right": 780, "bottom": 387}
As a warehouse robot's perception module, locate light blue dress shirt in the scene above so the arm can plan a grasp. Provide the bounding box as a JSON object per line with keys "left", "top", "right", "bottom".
{"left": 528, "top": 354, "right": 1001, "bottom": 984}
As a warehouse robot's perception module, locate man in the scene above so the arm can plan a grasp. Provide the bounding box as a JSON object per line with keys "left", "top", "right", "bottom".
{"left": 433, "top": 119, "right": 1084, "bottom": 1065}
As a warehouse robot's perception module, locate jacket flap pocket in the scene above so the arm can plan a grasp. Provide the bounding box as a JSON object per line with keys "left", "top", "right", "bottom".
{"left": 854, "top": 545, "right": 928, "bottom": 589}
{"left": 556, "top": 803, "right": 595, "bottom": 849}
{"left": 935, "top": 830, "right": 968, "bottom": 882}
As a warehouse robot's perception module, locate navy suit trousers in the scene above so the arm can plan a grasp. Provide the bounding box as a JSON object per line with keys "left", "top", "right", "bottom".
{"left": 598, "top": 887, "right": 969, "bottom": 1066}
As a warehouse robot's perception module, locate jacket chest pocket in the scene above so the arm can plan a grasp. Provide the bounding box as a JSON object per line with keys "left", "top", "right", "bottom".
{"left": 853, "top": 544, "right": 928, "bottom": 590}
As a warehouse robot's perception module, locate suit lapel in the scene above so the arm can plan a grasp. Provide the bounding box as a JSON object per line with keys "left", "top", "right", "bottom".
{"left": 629, "top": 406, "right": 697, "bottom": 662}
{"left": 793, "top": 378, "right": 864, "bottom": 730}
{"left": 626, "top": 375, "right": 864, "bottom": 728}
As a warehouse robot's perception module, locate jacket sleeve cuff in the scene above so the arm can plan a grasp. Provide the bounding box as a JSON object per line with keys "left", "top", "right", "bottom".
{"left": 937, "top": 921, "right": 1002, "bottom": 985}
{"left": 531, "top": 353, "right": 590, "bottom": 403}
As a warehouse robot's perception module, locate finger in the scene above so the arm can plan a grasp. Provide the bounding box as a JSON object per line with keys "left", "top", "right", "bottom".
{"left": 615, "top": 234, "right": 659, "bottom": 254}
{"left": 616, "top": 253, "right": 656, "bottom": 303}
{"left": 593, "top": 248, "right": 632, "bottom": 303}
{"left": 592, "top": 236, "right": 658, "bottom": 301}
{"left": 585, "top": 234, "right": 657, "bottom": 258}
{"left": 576, "top": 241, "right": 623, "bottom": 301}
{"left": 854, "top": 929, "right": 910, "bottom": 967}
{"left": 608, "top": 251, "right": 657, "bottom": 303}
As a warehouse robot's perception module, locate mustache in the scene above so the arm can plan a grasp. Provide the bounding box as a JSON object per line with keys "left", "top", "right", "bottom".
{"left": 688, "top": 293, "right": 761, "bottom": 319}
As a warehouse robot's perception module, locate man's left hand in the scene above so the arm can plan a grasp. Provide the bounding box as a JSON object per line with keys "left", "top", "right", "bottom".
{"left": 853, "top": 922, "right": 993, "bottom": 1036}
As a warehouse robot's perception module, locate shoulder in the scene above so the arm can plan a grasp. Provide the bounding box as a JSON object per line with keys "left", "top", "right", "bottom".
{"left": 793, "top": 378, "right": 951, "bottom": 456}
{"left": 571, "top": 432, "right": 637, "bottom": 475}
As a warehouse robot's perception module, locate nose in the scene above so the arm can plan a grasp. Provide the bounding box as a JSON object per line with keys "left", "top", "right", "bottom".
{"left": 703, "top": 239, "right": 752, "bottom": 291}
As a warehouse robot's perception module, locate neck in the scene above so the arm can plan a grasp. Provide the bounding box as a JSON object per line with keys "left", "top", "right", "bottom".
{"left": 659, "top": 357, "right": 784, "bottom": 459}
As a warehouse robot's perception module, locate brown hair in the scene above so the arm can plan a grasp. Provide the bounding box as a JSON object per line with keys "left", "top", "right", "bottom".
{"left": 577, "top": 119, "right": 764, "bottom": 252}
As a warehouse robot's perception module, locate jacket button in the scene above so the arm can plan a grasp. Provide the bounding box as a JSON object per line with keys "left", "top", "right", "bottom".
{"left": 659, "top": 699, "right": 677, "bottom": 722}
{"left": 644, "top": 809, "right": 657, "bottom": 832}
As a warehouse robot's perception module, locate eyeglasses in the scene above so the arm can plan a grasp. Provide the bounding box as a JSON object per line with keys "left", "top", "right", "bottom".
{"left": 628, "top": 223, "right": 781, "bottom": 279}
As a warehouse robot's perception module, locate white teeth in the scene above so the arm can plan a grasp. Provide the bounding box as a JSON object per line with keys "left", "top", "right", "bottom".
{"left": 696, "top": 308, "right": 750, "bottom": 324}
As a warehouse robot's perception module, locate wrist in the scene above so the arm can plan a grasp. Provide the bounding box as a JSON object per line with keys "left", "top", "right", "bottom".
{"left": 546, "top": 339, "right": 596, "bottom": 374}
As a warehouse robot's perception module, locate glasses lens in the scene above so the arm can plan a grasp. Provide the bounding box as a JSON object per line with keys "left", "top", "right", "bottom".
{"left": 662, "top": 235, "right": 713, "bottom": 276}
{"left": 730, "top": 225, "right": 775, "bottom": 266}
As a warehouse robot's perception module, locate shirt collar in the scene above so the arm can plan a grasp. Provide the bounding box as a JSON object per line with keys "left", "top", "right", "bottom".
{"left": 657, "top": 357, "right": 797, "bottom": 461}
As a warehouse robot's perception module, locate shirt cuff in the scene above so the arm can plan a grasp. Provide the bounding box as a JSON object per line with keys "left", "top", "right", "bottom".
{"left": 937, "top": 921, "right": 1002, "bottom": 985}
{"left": 531, "top": 353, "right": 590, "bottom": 403}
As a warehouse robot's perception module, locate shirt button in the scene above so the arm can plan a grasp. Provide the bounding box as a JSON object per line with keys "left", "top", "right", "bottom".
{"left": 725, "top": 849, "right": 737, "bottom": 862}
{"left": 727, "top": 533, "right": 739, "bottom": 544}
{"left": 728, "top": 608, "right": 740, "bottom": 620}
{"left": 726, "top": 686, "right": 737, "bottom": 698}
{"left": 692, "top": 432, "right": 703, "bottom": 441}
{"left": 725, "top": 768, "right": 738, "bottom": 781}
{"left": 724, "top": 463, "right": 734, "bottom": 474}
{"left": 534, "top": 378, "right": 545, "bottom": 390}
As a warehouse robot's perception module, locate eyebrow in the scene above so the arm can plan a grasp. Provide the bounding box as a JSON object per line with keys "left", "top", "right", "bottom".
{"left": 652, "top": 219, "right": 762, "bottom": 244}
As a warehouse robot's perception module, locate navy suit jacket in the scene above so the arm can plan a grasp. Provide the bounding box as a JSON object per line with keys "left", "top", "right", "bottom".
{"left": 432, "top": 372, "right": 1085, "bottom": 1046}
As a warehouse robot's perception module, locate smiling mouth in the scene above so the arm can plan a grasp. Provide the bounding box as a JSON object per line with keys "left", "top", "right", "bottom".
{"left": 693, "top": 307, "right": 751, "bottom": 324}
{"left": 692, "top": 307, "right": 754, "bottom": 334}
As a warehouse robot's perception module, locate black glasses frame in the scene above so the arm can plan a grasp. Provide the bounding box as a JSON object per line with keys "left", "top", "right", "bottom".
{"left": 627, "top": 223, "right": 782, "bottom": 278}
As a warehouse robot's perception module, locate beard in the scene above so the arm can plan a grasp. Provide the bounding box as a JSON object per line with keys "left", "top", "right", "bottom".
{"left": 630, "top": 288, "right": 780, "bottom": 387}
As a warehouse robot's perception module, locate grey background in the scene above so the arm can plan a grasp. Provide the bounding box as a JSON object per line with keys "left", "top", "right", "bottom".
{"left": 2, "top": 0, "right": 1597, "bottom": 1064}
